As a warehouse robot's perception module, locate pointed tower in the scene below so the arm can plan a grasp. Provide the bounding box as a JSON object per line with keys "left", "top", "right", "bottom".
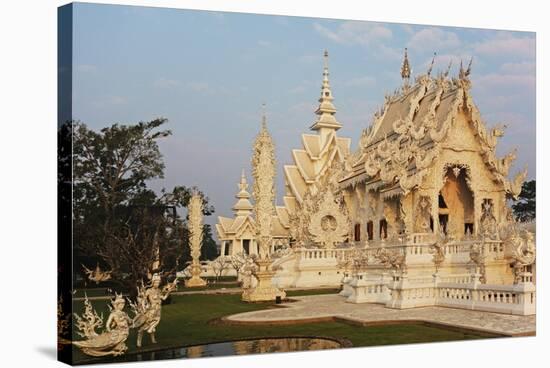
{"left": 233, "top": 169, "right": 253, "bottom": 217}
{"left": 310, "top": 50, "right": 342, "bottom": 141}
{"left": 401, "top": 47, "right": 411, "bottom": 87}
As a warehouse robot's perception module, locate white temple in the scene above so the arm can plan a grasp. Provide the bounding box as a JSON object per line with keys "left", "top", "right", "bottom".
{"left": 214, "top": 49, "right": 536, "bottom": 315}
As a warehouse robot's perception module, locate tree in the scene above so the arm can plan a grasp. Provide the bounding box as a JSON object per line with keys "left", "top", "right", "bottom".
{"left": 210, "top": 257, "right": 231, "bottom": 281}
{"left": 72, "top": 119, "right": 216, "bottom": 295}
{"left": 512, "top": 180, "right": 536, "bottom": 222}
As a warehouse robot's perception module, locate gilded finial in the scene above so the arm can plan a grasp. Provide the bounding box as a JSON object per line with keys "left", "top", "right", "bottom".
{"left": 323, "top": 49, "right": 329, "bottom": 82}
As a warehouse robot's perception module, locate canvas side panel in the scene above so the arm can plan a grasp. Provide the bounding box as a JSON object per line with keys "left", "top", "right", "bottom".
{"left": 57, "top": 3, "right": 74, "bottom": 365}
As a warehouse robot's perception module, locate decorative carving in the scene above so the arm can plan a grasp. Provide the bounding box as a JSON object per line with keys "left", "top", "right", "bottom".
{"left": 185, "top": 193, "right": 207, "bottom": 287}
{"left": 429, "top": 243, "right": 445, "bottom": 271}
{"left": 416, "top": 196, "right": 432, "bottom": 232}
{"left": 57, "top": 295, "right": 71, "bottom": 349}
{"left": 469, "top": 243, "right": 487, "bottom": 284}
{"left": 290, "top": 161, "right": 351, "bottom": 248}
{"left": 496, "top": 148, "right": 517, "bottom": 177}
{"left": 337, "top": 247, "right": 370, "bottom": 275}
{"left": 501, "top": 223, "right": 536, "bottom": 284}
{"left": 308, "top": 190, "right": 350, "bottom": 248}
{"left": 82, "top": 263, "right": 112, "bottom": 284}
{"left": 252, "top": 119, "right": 276, "bottom": 257}
{"left": 509, "top": 168, "right": 528, "bottom": 200}
{"left": 373, "top": 247, "right": 406, "bottom": 272}
{"left": 73, "top": 293, "right": 132, "bottom": 357}
{"left": 132, "top": 274, "right": 177, "bottom": 347}
{"left": 243, "top": 117, "right": 286, "bottom": 302}
{"left": 480, "top": 199, "right": 497, "bottom": 239}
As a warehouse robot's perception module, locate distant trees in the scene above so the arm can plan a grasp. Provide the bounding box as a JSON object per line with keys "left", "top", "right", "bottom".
{"left": 73, "top": 119, "right": 217, "bottom": 293}
{"left": 512, "top": 180, "right": 536, "bottom": 222}
{"left": 209, "top": 257, "right": 232, "bottom": 281}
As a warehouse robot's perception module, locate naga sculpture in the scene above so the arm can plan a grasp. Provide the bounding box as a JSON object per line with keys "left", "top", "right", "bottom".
{"left": 82, "top": 263, "right": 112, "bottom": 284}
{"left": 131, "top": 273, "right": 177, "bottom": 348}
{"left": 374, "top": 247, "right": 406, "bottom": 272}
{"left": 501, "top": 224, "right": 536, "bottom": 284}
{"left": 73, "top": 293, "right": 132, "bottom": 357}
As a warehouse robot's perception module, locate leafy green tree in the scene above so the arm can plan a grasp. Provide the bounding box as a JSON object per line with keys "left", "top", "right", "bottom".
{"left": 72, "top": 119, "right": 216, "bottom": 293}
{"left": 512, "top": 180, "right": 536, "bottom": 222}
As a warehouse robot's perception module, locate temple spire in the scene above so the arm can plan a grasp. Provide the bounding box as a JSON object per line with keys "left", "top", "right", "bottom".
{"left": 232, "top": 168, "right": 253, "bottom": 216}
{"left": 401, "top": 48, "right": 411, "bottom": 85}
{"left": 310, "top": 49, "right": 342, "bottom": 132}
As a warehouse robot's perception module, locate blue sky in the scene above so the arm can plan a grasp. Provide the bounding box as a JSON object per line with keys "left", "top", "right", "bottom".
{"left": 72, "top": 3, "right": 536, "bottom": 231}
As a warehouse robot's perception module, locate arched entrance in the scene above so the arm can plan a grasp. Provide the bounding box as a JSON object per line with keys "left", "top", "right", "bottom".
{"left": 438, "top": 166, "right": 474, "bottom": 238}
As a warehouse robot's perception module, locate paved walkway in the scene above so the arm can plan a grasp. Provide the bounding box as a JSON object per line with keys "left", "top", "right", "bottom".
{"left": 225, "top": 294, "right": 536, "bottom": 336}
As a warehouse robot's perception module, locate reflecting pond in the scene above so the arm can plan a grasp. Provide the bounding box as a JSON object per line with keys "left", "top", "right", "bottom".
{"left": 98, "top": 337, "right": 342, "bottom": 363}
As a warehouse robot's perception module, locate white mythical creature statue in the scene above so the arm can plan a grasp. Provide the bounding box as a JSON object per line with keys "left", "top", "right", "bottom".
{"left": 500, "top": 223, "right": 536, "bottom": 284}
{"left": 82, "top": 263, "right": 112, "bottom": 284}
{"left": 131, "top": 273, "right": 178, "bottom": 347}
{"left": 73, "top": 293, "right": 132, "bottom": 357}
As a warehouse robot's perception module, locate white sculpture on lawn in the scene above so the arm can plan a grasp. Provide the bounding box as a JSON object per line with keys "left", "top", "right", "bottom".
{"left": 185, "top": 193, "right": 207, "bottom": 287}
{"left": 242, "top": 112, "right": 286, "bottom": 302}
{"left": 73, "top": 293, "right": 132, "bottom": 357}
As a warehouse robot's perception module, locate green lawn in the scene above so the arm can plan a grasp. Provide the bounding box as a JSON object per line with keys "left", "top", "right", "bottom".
{"left": 71, "top": 291, "right": 496, "bottom": 364}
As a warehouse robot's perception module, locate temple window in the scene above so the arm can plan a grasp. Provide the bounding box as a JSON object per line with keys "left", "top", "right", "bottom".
{"left": 367, "top": 221, "right": 374, "bottom": 240}
{"left": 380, "top": 219, "right": 388, "bottom": 239}
{"left": 464, "top": 223, "right": 474, "bottom": 235}
{"left": 242, "top": 239, "right": 250, "bottom": 255}
{"left": 354, "top": 223, "right": 361, "bottom": 241}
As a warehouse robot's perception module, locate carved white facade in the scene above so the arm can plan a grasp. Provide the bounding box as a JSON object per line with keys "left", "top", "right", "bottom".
{"left": 215, "top": 49, "right": 535, "bottom": 315}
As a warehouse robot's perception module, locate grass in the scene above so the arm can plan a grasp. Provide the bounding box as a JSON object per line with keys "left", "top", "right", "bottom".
{"left": 71, "top": 291, "right": 495, "bottom": 364}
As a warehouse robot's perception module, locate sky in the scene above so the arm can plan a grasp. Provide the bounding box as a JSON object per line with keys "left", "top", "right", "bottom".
{"left": 71, "top": 3, "right": 536, "bottom": 235}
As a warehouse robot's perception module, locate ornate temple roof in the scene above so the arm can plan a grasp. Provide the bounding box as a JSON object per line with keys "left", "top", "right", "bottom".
{"left": 339, "top": 51, "right": 526, "bottom": 199}
{"left": 283, "top": 51, "right": 351, "bottom": 210}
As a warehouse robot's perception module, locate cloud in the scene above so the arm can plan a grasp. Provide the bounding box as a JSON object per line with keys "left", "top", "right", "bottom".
{"left": 474, "top": 73, "right": 535, "bottom": 91}
{"left": 313, "top": 21, "right": 392, "bottom": 46}
{"left": 474, "top": 33, "right": 535, "bottom": 59}
{"left": 154, "top": 77, "right": 180, "bottom": 88}
{"left": 407, "top": 27, "right": 461, "bottom": 52}
{"left": 500, "top": 61, "right": 535, "bottom": 75}
{"left": 376, "top": 44, "right": 402, "bottom": 61}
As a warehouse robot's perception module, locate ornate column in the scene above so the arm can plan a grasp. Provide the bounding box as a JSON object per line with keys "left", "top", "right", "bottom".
{"left": 185, "top": 193, "right": 207, "bottom": 287}
{"left": 242, "top": 115, "right": 286, "bottom": 302}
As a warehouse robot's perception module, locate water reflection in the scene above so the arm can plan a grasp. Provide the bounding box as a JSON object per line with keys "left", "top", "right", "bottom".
{"left": 111, "top": 338, "right": 342, "bottom": 362}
